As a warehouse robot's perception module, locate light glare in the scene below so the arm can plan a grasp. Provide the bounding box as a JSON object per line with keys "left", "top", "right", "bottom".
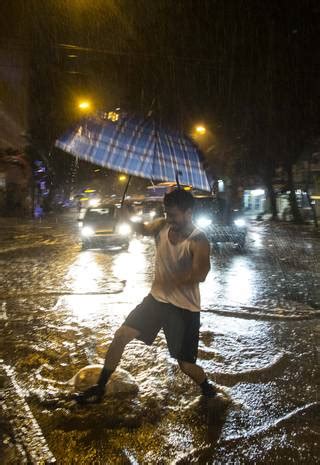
{"left": 195, "top": 125, "right": 206, "bottom": 135}
{"left": 78, "top": 101, "right": 91, "bottom": 110}
{"left": 234, "top": 218, "right": 246, "bottom": 228}
{"left": 118, "top": 223, "right": 131, "bottom": 236}
{"left": 88, "top": 198, "right": 100, "bottom": 207}
{"left": 81, "top": 226, "right": 94, "bottom": 237}
{"left": 196, "top": 216, "right": 212, "bottom": 229}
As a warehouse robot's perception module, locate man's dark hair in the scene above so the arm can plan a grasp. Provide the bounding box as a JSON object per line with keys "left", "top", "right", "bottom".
{"left": 164, "top": 189, "right": 194, "bottom": 212}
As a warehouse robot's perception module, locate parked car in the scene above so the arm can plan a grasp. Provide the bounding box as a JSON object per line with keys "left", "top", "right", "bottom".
{"left": 79, "top": 204, "right": 132, "bottom": 250}
{"left": 192, "top": 196, "right": 247, "bottom": 250}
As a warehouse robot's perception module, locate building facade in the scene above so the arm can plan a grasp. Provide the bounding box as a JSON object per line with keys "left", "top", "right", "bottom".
{"left": 0, "top": 41, "right": 31, "bottom": 216}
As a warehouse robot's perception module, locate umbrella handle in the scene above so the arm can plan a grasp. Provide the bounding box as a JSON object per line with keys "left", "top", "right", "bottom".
{"left": 120, "top": 175, "right": 132, "bottom": 208}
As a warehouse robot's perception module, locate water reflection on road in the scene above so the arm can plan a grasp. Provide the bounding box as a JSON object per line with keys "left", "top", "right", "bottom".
{"left": 202, "top": 255, "right": 256, "bottom": 308}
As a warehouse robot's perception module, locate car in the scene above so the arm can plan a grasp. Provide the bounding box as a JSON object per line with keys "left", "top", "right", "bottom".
{"left": 79, "top": 204, "right": 132, "bottom": 250}
{"left": 192, "top": 196, "right": 247, "bottom": 250}
{"left": 130, "top": 200, "right": 165, "bottom": 224}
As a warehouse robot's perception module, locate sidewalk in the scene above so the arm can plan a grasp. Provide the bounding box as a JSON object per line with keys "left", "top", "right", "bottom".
{"left": 250, "top": 218, "right": 320, "bottom": 237}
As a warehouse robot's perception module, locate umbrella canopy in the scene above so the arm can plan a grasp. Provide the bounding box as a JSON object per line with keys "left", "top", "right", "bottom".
{"left": 55, "top": 114, "right": 213, "bottom": 192}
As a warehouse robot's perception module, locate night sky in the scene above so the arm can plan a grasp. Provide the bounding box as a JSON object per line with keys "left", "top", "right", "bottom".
{"left": 1, "top": 1, "right": 320, "bottom": 188}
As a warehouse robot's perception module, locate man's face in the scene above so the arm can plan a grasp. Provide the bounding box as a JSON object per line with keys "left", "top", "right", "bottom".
{"left": 165, "top": 205, "right": 192, "bottom": 232}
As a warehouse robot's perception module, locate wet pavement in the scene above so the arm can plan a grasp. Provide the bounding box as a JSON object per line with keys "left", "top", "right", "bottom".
{"left": 0, "top": 213, "right": 319, "bottom": 464}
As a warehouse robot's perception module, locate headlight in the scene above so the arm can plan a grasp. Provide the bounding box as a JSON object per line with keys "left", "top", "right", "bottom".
{"left": 149, "top": 210, "right": 156, "bottom": 218}
{"left": 234, "top": 218, "right": 246, "bottom": 228}
{"left": 88, "top": 198, "right": 100, "bottom": 207}
{"left": 118, "top": 223, "right": 132, "bottom": 236}
{"left": 81, "top": 226, "right": 95, "bottom": 237}
{"left": 195, "top": 216, "right": 212, "bottom": 229}
{"left": 130, "top": 215, "right": 142, "bottom": 223}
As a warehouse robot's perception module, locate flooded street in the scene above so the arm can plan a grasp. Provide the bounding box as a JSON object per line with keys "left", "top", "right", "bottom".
{"left": 0, "top": 214, "right": 319, "bottom": 464}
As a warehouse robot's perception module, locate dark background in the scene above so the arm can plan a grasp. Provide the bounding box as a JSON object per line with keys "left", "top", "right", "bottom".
{"left": 1, "top": 0, "right": 319, "bottom": 209}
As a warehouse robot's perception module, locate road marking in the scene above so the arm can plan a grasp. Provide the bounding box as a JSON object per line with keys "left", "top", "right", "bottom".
{"left": 0, "top": 362, "right": 56, "bottom": 464}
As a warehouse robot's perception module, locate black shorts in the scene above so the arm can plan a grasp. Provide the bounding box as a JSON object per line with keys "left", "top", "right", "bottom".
{"left": 123, "top": 294, "right": 200, "bottom": 363}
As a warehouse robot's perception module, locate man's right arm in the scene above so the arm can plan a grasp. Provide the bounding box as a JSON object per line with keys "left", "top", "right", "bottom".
{"left": 131, "top": 218, "right": 166, "bottom": 236}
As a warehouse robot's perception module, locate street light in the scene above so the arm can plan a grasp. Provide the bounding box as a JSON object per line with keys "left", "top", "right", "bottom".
{"left": 119, "top": 174, "right": 127, "bottom": 182}
{"left": 195, "top": 125, "right": 206, "bottom": 135}
{"left": 78, "top": 100, "right": 91, "bottom": 111}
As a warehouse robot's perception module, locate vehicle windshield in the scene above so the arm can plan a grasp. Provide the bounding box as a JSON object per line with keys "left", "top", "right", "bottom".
{"left": 142, "top": 202, "right": 164, "bottom": 215}
{"left": 193, "top": 197, "right": 215, "bottom": 212}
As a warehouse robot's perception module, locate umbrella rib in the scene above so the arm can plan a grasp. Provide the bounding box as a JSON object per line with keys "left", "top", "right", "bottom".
{"left": 155, "top": 127, "right": 167, "bottom": 183}
{"left": 180, "top": 134, "right": 196, "bottom": 189}
{"left": 163, "top": 131, "right": 179, "bottom": 185}
{"left": 104, "top": 118, "right": 127, "bottom": 170}
{"left": 140, "top": 120, "right": 156, "bottom": 178}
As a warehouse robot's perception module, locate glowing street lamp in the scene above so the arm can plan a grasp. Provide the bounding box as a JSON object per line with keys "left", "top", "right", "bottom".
{"left": 78, "top": 100, "right": 91, "bottom": 111}
{"left": 119, "top": 174, "right": 127, "bottom": 182}
{"left": 195, "top": 125, "right": 206, "bottom": 135}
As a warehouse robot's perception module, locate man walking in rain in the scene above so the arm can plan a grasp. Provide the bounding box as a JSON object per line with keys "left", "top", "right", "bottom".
{"left": 76, "top": 189, "right": 217, "bottom": 403}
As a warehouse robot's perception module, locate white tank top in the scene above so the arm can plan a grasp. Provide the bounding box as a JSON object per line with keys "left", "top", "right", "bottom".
{"left": 151, "top": 224, "right": 202, "bottom": 312}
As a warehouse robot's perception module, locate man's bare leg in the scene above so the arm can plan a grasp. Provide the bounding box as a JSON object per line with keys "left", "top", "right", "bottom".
{"left": 103, "top": 325, "right": 140, "bottom": 371}
{"left": 75, "top": 325, "right": 140, "bottom": 403}
{"left": 178, "top": 360, "right": 217, "bottom": 397}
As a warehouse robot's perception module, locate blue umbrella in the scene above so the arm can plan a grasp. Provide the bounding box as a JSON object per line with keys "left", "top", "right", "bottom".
{"left": 55, "top": 113, "right": 213, "bottom": 192}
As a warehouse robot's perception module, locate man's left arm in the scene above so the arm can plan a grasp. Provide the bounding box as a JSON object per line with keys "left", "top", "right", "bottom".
{"left": 175, "top": 235, "right": 211, "bottom": 286}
